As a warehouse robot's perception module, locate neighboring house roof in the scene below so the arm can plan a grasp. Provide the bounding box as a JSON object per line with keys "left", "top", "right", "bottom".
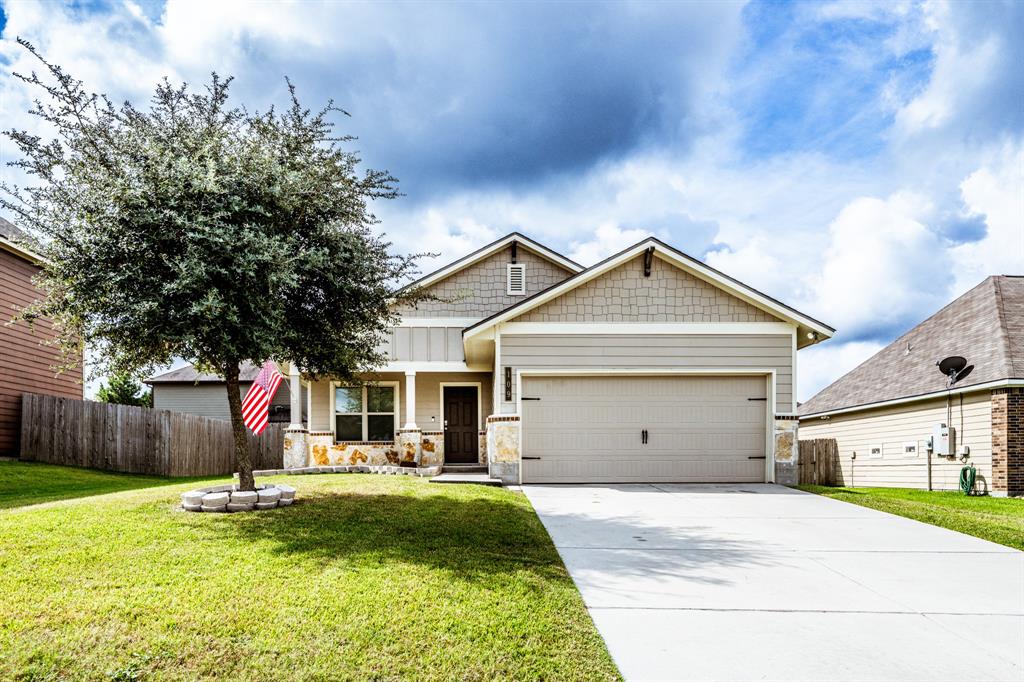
{"left": 799, "top": 276, "right": 1024, "bottom": 418}
{"left": 0, "top": 216, "right": 44, "bottom": 264}
{"left": 145, "top": 362, "right": 263, "bottom": 384}
{"left": 464, "top": 236, "right": 835, "bottom": 345}
{"left": 397, "top": 232, "right": 583, "bottom": 294}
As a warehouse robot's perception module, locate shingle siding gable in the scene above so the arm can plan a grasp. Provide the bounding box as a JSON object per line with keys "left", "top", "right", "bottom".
{"left": 399, "top": 245, "right": 574, "bottom": 318}
{"left": 511, "top": 254, "right": 776, "bottom": 323}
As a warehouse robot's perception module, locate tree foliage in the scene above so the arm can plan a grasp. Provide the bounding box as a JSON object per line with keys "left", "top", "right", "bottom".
{"left": 2, "top": 40, "right": 429, "bottom": 489}
{"left": 96, "top": 373, "right": 152, "bottom": 408}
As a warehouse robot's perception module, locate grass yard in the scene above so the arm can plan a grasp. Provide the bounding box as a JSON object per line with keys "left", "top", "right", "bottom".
{"left": 0, "top": 460, "right": 212, "bottom": 510}
{"left": 0, "top": 461, "right": 619, "bottom": 681}
{"left": 799, "top": 485, "right": 1024, "bottom": 551}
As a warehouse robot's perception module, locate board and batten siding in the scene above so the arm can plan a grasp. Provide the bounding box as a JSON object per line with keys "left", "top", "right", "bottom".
{"left": 497, "top": 333, "right": 793, "bottom": 414}
{"left": 0, "top": 247, "right": 83, "bottom": 456}
{"left": 387, "top": 327, "right": 465, "bottom": 362}
{"left": 798, "top": 392, "right": 993, "bottom": 492}
{"left": 307, "top": 372, "right": 492, "bottom": 433}
{"left": 152, "top": 382, "right": 294, "bottom": 422}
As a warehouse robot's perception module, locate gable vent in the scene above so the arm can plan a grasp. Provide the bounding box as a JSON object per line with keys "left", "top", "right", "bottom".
{"left": 507, "top": 263, "right": 526, "bottom": 295}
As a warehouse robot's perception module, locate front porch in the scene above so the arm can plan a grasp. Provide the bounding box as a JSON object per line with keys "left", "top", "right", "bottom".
{"left": 281, "top": 367, "right": 493, "bottom": 470}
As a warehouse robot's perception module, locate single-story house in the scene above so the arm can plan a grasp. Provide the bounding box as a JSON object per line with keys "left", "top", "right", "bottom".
{"left": 146, "top": 362, "right": 301, "bottom": 424}
{"left": 0, "top": 217, "right": 83, "bottom": 457}
{"left": 799, "top": 276, "right": 1023, "bottom": 496}
{"left": 280, "top": 232, "right": 834, "bottom": 485}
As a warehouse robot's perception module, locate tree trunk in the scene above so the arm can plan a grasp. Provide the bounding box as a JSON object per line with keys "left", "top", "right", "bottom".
{"left": 224, "top": 362, "right": 255, "bottom": 491}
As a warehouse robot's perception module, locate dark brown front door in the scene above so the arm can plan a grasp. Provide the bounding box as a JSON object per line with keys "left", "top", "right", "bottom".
{"left": 443, "top": 386, "right": 478, "bottom": 463}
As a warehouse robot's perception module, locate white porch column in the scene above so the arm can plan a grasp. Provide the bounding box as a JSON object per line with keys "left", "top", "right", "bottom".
{"left": 404, "top": 371, "right": 418, "bottom": 429}
{"left": 288, "top": 364, "right": 304, "bottom": 430}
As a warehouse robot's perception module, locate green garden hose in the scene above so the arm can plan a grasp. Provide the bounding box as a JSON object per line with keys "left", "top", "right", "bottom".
{"left": 959, "top": 465, "right": 976, "bottom": 495}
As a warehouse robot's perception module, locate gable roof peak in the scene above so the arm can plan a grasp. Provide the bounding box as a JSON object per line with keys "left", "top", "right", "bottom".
{"left": 464, "top": 233, "right": 834, "bottom": 340}
{"left": 396, "top": 231, "right": 581, "bottom": 294}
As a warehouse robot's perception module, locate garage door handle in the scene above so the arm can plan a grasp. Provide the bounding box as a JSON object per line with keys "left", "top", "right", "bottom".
{"left": 522, "top": 456, "right": 542, "bottom": 460}
{"left": 748, "top": 456, "right": 767, "bottom": 460}
{"left": 642, "top": 429, "right": 648, "bottom": 444}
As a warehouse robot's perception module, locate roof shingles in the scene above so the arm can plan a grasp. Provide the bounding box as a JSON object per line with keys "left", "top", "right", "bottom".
{"left": 799, "top": 276, "right": 1024, "bottom": 416}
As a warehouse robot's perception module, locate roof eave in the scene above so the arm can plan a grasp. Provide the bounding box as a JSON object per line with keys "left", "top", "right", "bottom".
{"left": 798, "top": 377, "right": 1024, "bottom": 419}
{"left": 0, "top": 235, "right": 45, "bottom": 265}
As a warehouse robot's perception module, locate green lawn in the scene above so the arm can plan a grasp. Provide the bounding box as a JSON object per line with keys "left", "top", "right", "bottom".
{"left": 0, "top": 461, "right": 618, "bottom": 681}
{"left": 0, "top": 461, "right": 214, "bottom": 510}
{"left": 799, "top": 485, "right": 1024, "bottom": 551}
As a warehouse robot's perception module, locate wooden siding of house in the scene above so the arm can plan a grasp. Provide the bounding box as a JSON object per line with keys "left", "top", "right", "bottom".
{"left": 0, "top": 247, "right": 82, "bottom": 456}
{"left": 388, "top": 327, "right": 465, "bottom": 362}
{"left": 798, "top": 392, "right": 993, "bottom": 492}
{"left": 152, "top": 381, "right": 294, "bottom": 422}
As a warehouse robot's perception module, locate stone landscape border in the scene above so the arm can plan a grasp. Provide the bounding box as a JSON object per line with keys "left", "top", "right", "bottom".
{"left": 180, "top": 482, "right": 295, "bottom": 512}
{"left": 248, "top": 464, "right": 443, "bottom": 477}
{"left": 181, "top": 465, "right": 444, "bottom": 511}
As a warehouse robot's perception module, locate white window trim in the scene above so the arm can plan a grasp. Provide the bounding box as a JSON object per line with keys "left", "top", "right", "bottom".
{"left": 507, "top": 263, "right": 526, "bottom": 295}
{"left": 868, "top": 443, "right": 884, "bottom": 459}
{"left": 330, "top": 381, "right": 400, "bottom": 442}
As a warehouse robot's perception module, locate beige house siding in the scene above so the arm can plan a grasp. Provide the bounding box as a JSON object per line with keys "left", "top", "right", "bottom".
{"left": 799, "top": 392, "right": 993, "bottom": 492}
{"left": 388, "top": 326, "right": 465, "bottom": 362}
{"left": 153, "top": 382, "right": 293, "bottom": 421}
{"left": 307, "top": 372, "right": 492, "bottom": 433}
{"left": 497, "top": 333, "right": 793, "bottom": 414}
{"left": 399, "top": 244, "right": 574, "bottom": 318}
{"left": 513, "top": 254, "right": 776, "bottom": 323}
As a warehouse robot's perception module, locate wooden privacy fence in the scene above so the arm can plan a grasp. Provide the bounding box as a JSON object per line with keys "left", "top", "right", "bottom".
{"left": 797, "top": 438, "right": 838, "bottom": 486}
{"left": 19, "top": 393, "right": 283, "bottom": 477}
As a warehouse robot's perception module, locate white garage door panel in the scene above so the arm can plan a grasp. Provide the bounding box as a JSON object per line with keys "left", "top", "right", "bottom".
{"left": 522, "top": 375, "right": 766, "bottom": 483}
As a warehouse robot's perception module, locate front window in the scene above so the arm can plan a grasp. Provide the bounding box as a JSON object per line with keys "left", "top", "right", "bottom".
{"left": 334, "top": 384, "right": 397, "bottom": 442}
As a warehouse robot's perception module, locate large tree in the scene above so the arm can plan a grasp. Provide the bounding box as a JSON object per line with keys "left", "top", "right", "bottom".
{"left": 2, "top": 41, "right": 428, "bottom": 490}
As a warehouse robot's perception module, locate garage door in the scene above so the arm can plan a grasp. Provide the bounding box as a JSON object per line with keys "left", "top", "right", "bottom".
{"left": 521, "top": 375, "right": 767, "bottom": 483}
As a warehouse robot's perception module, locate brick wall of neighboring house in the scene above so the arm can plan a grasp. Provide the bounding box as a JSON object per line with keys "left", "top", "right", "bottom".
{"left": 991, "top": 387, "right": 1024, "bottom": 496}
{"left": 0, "top": 247, "right": 82, "bottom": 456}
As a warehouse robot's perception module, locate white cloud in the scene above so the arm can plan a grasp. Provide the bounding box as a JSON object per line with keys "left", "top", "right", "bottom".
{"left": 951, "top": 142, "right": 1024, "bottom": 292}
{"left": 568, "top": 223, "right": 654, "bottom": 266}
{"left": 802, "top": 192, "right": 951, "bottom": 337}
{"left": 798, "top": 340, "right": 886, "bottom": 401}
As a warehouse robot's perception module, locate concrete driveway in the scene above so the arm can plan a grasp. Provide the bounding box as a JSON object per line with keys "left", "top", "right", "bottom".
{"left": 523, "top": 484, "right": 1024, "bottom": 681}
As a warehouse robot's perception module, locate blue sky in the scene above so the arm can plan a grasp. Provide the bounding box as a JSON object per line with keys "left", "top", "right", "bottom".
{"left": 0, "top": 0, "right": 1021, "bottom": 399}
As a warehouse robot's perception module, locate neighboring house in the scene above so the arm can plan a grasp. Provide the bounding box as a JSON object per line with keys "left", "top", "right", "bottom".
{"left": 0, "top": 217, "right": 83, "bottom": 456}
{"left": 146, "top": 362, "right": 300, "bottom": 423}
{"left": 799, "top": 276, "right": 1023, "bottom": 496}
{"left": 281, "top": 232, "right": 833, "bottom": 485}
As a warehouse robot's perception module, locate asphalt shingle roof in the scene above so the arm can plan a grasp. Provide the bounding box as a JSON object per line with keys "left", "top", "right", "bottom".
{"left": 146, "top": 362, "right": 263, "bottom": 384}
{"left": 0, "top": 216, "right": 29, "bottom": 242}
{"left": 799, "top": 276, "right": 1024, "bottom": 416}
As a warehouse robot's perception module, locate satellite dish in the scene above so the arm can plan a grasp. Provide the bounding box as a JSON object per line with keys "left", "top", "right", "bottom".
{"left": 937, "top": 356, "right": 967, "bottom": 378}
{"left": 953, "top": 364, "right": 974, "bottom": 384}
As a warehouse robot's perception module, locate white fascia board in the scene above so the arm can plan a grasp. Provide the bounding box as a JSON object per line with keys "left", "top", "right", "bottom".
{"left": 798, "top": 378, "right": 1024, "bottom": 419}
{"left": 379, "top": 361, "right": 491, "bottom": 373}
{"left": 404, "top": 234, "right": 582, "bottom": 293}
{"left": 465, "top": 239, "right": 833, "bottom": 340}
{"left": 498, "top": 322, "right": 796, "bottom": 335}
{"left": 397, "top": 317, "right": 481, "bottom": 327}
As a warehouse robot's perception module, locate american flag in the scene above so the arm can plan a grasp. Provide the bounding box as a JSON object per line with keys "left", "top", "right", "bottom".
{"left": 241, "top": 361, "right": 285, "bottom": 435}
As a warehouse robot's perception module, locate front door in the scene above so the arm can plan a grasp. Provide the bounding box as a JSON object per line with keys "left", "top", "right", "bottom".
{"left": 443, "top": 386, "right": 479, "bottom": 464}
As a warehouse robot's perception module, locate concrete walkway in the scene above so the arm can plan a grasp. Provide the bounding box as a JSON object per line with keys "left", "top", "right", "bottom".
{"left": 523, "top": 484, "right": 1024, "bottom": 681}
